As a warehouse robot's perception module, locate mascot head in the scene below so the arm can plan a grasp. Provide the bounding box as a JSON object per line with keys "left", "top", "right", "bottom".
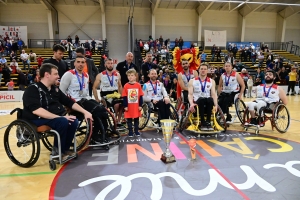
{"left": 172, "top": 47, "right": 200, "bottom": 73}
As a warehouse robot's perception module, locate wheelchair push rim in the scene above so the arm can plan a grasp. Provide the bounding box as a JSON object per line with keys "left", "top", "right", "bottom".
{"left": 273, "top": 104, "right": 290, "bottom": 133}
{"left": 235, "top": 98, "right": 246, "bottom": 124}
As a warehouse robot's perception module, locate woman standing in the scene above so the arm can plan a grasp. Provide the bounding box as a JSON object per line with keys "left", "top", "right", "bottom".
{"left": 287, "top": 66, "right": 298, "bottom": 95}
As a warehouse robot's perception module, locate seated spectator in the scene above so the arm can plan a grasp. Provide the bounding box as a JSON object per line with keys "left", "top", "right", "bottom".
{"left": 17, "top": 68, "right": 26, "bottom": 90}
{"left": 6, "top": 79, "right": 14, "bottom": 90}
{"left": 0, "top": 55, "right": 7, "bottom": 64}
{"left": 37, "top": 55, "right": 44, "bottom": 68}
{"left": 34, "top": 68, "right": 40, "bottom": 83}
{"left": 139, "top": 39, "right": 144, "bottom": 52}
{"left": 29, "top": 50, "right": 37, "bottom": 62}
{"left": 10, "top": 50, "right": 17, "bottom": 62}
{"left": 20, "top": 49, "right": 30, "bottom": 70}
{"left": 96, "top": 40, "right": 103, "bottom": 55}
{"left": 170, "top": 77, "right": 177, "bottom": 101}
{"left": 163, "top": 74, "right": 172, "bottom": 94}
{"left": 2, "top": 64, "right": 12, "bottom": 84}
{"left": 10, "top": 59, "right": 18, "bottom": 74}
{"left": 200, "top": 51, "right": 207, "bottom": 63}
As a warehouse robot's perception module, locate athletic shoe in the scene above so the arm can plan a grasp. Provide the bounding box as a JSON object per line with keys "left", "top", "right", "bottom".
{"left": 135, "top": 132, "right": 141, "bottom": 137}
{"left": 226, "top": 114, "right": 232, "bottom": 123}
{"left": 128, "top": 132, "right": 134, "bottom": 137}
{"left": 249, "top": 118, "right": 258, "bottom": 125}
{"left": 206, "top": 122, "right": 214, "bottom": 131}
{"left": 201, "top": 125, "right": 208, "bottom": 131}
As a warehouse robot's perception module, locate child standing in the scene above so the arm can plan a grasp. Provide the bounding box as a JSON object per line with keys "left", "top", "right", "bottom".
{"left": 287, "top": 66, "right": 298, "bottom": 95}
{"left": 122, "top": 69, "right": 144, "bottom": 137}
{"left": 247, "top": 76, "right": 253, "bottom": 98}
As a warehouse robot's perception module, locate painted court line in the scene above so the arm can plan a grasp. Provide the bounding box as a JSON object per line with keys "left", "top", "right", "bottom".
{"left": 174, "top": 130, "right": 250, "bottom": 200}
{"left": 0, "top": 171, "right": 56, "bottom": 178}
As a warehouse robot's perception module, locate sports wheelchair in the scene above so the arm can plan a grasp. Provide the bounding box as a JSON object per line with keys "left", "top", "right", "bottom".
{"left": 3, "top": 108, "right": 85, "bottom": 171}
{"left": 177, "top": 101, "right": 227, "bottom": 138}
{"left": 139, "top": 102, "right": 179, "bottom": 132}
{"left": 243, "top": 100, "right": 290, "bottom": 135}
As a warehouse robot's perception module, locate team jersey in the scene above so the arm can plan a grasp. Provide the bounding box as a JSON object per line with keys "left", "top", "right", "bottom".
{"left": 256, "top": 84, "right": 279, "bottom": 103}
{"left": 143, "top": 80, "right": 168, "bottom": 102}
{"left": 193, "top": 77, "right": 213, "bottom": 101}
{"left": 122, "top": 82, "right": 144, "bottom": 118}
{"left": 221, "top": 71, "right": 240, "bottom": 93}
{"left": 100, "top": 71, "right": 119, "bottom": 92}
{"left": 60, "top": 69, "right": 90, "bottom": 102}
{"left": 180, "top": 70, "right": 194, "bottom": 89}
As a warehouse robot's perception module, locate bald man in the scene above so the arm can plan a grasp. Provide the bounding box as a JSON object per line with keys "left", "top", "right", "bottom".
{"left": 116, "top": 52, "right": 139, "bottom": 87}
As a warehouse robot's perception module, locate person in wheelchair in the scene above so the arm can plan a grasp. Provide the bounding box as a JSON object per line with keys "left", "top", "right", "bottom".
{"left": 59, "top": 56, "right": 113, "bottom": 143}
{"left": 244, "top": 70, "right": 288, "bottom": 126}
{"left": 93, "top": 58, "right": 123, "bottom": 124}
{"left": 143, "top": 69, "right": 171, "bottom": 126}
{"left": 218, "top": 62, "right": 245, "bottom": 122}
{"left": 188, "top": 63, "right": 218, "bottom": 131}
{"left": 178, "top": 58, "right": 195, "bottom": 104}
{"left": 22, "top": 63, "right": 93, "bottom": 161}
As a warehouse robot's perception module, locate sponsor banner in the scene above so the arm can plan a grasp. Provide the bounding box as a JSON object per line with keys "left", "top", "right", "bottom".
{"left": 0, "top": 26, "right": 28, "bottom": 45}
{"left": 0, "top": 110, "right": 12, "bottom": 116}
{"left": 0, "top": 91, "right": 24, "bottom": 102}
{"left": 204, "top": 30, "right": 227, "bottom": 47}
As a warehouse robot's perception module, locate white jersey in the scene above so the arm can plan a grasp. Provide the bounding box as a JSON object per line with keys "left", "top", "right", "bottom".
{"left": 143, "top": 80, "right": 168, "bottom": 102}
{"left": 256, "top": 84, "right": 279, "bottom": 103}
{"left": 60, "top": 69, "right": 90, "bottom": 102}
{"left": 193, "top": 77, "right": 213, "bottom": 101}
{"left": 221, "top": 71, "right": 240, "bottom": 93}
{"left": 100, "top": 71, "right": 119, "bottom": 92}
{"left": 180, "top": 71, "right": 194, "bottom": 89}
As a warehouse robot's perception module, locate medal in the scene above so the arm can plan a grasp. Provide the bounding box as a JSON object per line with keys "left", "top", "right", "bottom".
{"left": 225, "top": 71, "right": 232, "bottom": 86}
{"left": 199, "top": 77, "right": 207, "bottom": 93}
{"left": 75, "top": 70, "right": 85, "bottom": 95}
{"left": 263, "top": 84, "right": 273, "bottom": 97}
{"left": 106, "top": 71, "right": 114, "bottom": 87}
{"left": 150, "top": 81, "right": 157, "bottom": 95}
{"left": 184, "top": 71, "right": 191, "bottom": 82}
{"left": 79, "top": 90, "right": 83, "bottom": 96}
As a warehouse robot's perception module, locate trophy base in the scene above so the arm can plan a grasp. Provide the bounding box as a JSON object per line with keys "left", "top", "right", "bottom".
{"left": 161, "top": 154, "right": 176, "bottom": 164}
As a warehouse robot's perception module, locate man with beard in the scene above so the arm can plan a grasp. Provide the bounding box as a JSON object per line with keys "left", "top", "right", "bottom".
{"left": 188, "top": 64, "right": 218, "bottom": 131}
{"left": 60, "top": 56, "right": 113, "bottom": 143}
{"left": 244, "top": 70, "right": 288, "bottom": 126}
{"left": 218, "top": 62, "right": 245, "bottom": 122}
{"left": 143, "top": 69, "right": 170, "bottom": 126}
{"left": 116, "top": 52, "right": 139, "bottom": 87}
{"left": 178, "top": 59, "right": 194, "bottom": 104}
{"left": 141, "top": 52, "right": 158, "bottom": 83}
{"left": 93, "top": 58, "right": 123, "bottom": 124}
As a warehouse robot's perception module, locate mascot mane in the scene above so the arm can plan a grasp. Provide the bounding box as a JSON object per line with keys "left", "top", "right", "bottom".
{"left": 172, "top": 47, "right": 200, "bottom": 74}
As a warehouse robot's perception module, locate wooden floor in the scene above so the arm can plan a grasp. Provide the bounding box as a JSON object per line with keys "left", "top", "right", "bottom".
{"left": 0, "top": 96, "right": 300, "bottom": 200}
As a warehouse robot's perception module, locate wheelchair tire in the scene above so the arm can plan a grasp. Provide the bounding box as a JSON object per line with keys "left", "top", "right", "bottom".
{"left": 170, "top": 104, "right": 179, "bottom": 123}
{"left": 178, "top": 104, "right": 189, "bottom": 132}
{"left": 4, "top": 120, "right": 41, "bottom": 168}
{"left": 273, "top": 103, "right": 290, "bottom": 133}
{"left": 49, "top": 160, "right": 56, "bottom": 171}
{"left": 74, "top": 118, "right": 93, "bottom": 152}
{"left": 235, "top": 98, "right": 246, "bottom": 124}
{"left": 106, "top": 108, "right": 117, "bottom": 132}
{"left": 139, "top": 103, "right": 150, "bottom": 130}
{"left": 41, "top": 136, "right": 53, "bottom": 152}
{"left": 216, "top": 106, "right": 227, "bottom": 132}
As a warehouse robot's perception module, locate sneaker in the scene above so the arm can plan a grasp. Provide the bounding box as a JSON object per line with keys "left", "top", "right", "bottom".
{"left": 201, "top": 125, "right": 208, "bottom": 131}
{"left": 91, "top": 134, "right": 102, "bottom": 143}
{"left": 135, "top": 132, "right": 141, "bottom": 137}
{"left": 287, "top": 93, "right": 290, "bottom": 95}
{"left": 128, "top": 132, "right": 134, "bottom": 137}
{"left": 206, "top": 122, "right": 214, "bottom": 131}
{"left": 226, "top": 114, "right": 232, "bottom": 123}
{"left": 249, "top": 118, "right": 257, "bottom": 125}
{"left": 244, "top": 119, "right": 250, "bottom": 126}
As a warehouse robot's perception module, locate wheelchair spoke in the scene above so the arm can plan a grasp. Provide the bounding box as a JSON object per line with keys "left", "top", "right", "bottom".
{"left": 274, "top": 104, "right": 290, "bottom": 133}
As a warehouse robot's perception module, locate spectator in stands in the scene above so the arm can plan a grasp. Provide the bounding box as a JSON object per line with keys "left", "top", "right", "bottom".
{"left": 164, "top": 38, "right": 170, "bottom": 49}
{"left": 170, "top": 77, "right": 177, "bottom": 101}
{"left": 159, "top": 35, "right": 164, "bottom": 45}
{"left": 240, "top": 68, "right": 250, "bottom": 97}
{"left": 200, "top": 51, "right": 207, "bottom": 63}
{"left": 29, "top": 50, "right": 37, "bottom": 62}
{"left": 91, "top": 39, "right": 96, "bottom": 54}
{"left": 5, "top": 40, "right": 12, "bottom": 56}
{"left": 227, "top": 43, "right": 233, "bottom": 53}
{"left": 16, "top": 68, "right": 26, "bottom": 90}
{"left": 75, "top": 35, "right": 79, "bottom": 45}
{"left": 65, "top": 42, "right": 74, "bottom": 59}
{"left": 10, "top": 50, "right": 17, "bottom": 62}
{"left": 256, "top": 68, "right": 265, "bottom": 84}
{"left": 2, "top": 64, "right": 11, "bottom": 84}
{"left": 10, "top": 59, "right": 18, "bottom": 74}
{"left": 266, "top": 52, "right": 274, "bottom": 67}
{"left": 43, "top": 44, "right": 69, "bottom": 79}
{"left": 34, "top": 68, "right": 40, "bottom": 83}
{"left": 139, "top": 75, "right": 145, "bottom": 85}
{"left": 70, "top": 47, "right": 98, "bottom": 97}
{"left": 247, "top": 76, "right": 253, "bottom": 98}
{"left": 67, "top": 35, "right": 72, "bottom": 43}
{"left": 257, "top": 52, "right": 265, "bottom": 67}
{"left": 178, "top": 36, "right": 184, "bottom": 50}
{"left": 287, "top": 66, "right": 298, "bottom": 95}
{"left": 37, "top": 55, "right": 44, "bottom": 68}
{"left": 0, "top": 55, "right": 7, "bottom": 65}
{"left": 115, "top": 52, "right": 139, "bottom": 87}
{"left": 20, "top": 49, "right": 30, "bottom": 70}
{"left": 216, "top": 46, "right": 222, "bottom": 61}
{"left": 163, "top": 74, "right": 172, "bottom": 94}
{"left": 141, "top": 52, "right": 158, "bottom": 83}
{"left": 0, "top": 64, "right": 3, "bottom": 83}
{"left": 17, "top": 38, "right": 24, "bottom": 54}
{"left": 6, "top": 79, "right": 14, "bottom": 90}
{"left": 84, "top": 40, "right": 90, "bottom": 51}
{"left": 211, "top": 44, "right": 216, "bottom": 62}
{"left": 251, "top": 49, "right": 257, "bottom": 66}
{"left": 158, "top": 70, "right": 163, "bottom": 82}
{"left": 96, "top": 40, "right": 103, "bottom": 55}
{"left": 232, "top": 44, "right": 238, "bottom": 58}
{"left": 224, "top": 53, "right": 234, "bottom": 65}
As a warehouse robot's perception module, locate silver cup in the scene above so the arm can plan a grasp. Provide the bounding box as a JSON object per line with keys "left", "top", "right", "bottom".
{"left": 160, "top": 119, "right": 176, "bottom": 163}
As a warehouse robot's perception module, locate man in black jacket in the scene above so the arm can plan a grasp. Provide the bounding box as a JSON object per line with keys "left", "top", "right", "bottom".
{"left": 116, "top": 52, "right": 139, "bottom": 87}
{"left": 43, "top": 44, "right": 69, "bottom": 79}
{"left": 141, "top": 52, "right": 158, "bottom": 83}
{"left": 22, "top": 63, "right": 93, "bottom": 161}
{"left": 70, "top": 47, "right": 99, "bottom": 96}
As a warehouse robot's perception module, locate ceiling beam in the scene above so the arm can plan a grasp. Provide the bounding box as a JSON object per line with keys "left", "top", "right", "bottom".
{"left": 40, "top": 0, "right": 52, "bottom": 10}
{"left": 278, "top": 3, "right": 300, "bottom": 19}
{"left": 239, "top": 2, "right": 266, "bottom": 17}
{"left": 152, "top": 0, "right": 161, "bottom": 14}
{"left": 98, "top": 0, "right": 105, "bottom": 13}
{"left": 229, "top": 0, "right": 249, "bottom": 12}
{"left": 196, "top": 1, "right": 214, "bottom": 16}
{"left": 0, "top": 0, "right": 7, "bottom": 5}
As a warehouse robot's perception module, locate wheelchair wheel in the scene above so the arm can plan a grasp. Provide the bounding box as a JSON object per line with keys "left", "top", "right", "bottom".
{"left": 235, "top": 98, "right": 246, "bottom": 124}
{"left": 139, "top": 103, "right": 150, "bottom": 130}
{"left": 4, "top": 120, "right": 40, "bottom": 168}
{"left": 74, "top": 118, "right": 92, "bottom": 151}
{"left": 216, "top": 106, "right": 227, "bottom": 132}
{"left": 41, "top": 135, "right": 53, "bottom": 152}
{"left": 273, "top": 103, "right": 290, "bottom": 133}
{"left": 170, "top": 104, "right": 179, "bottom": 123}
{"left": 178, "top": 105, "right": 189, "bottom": 132}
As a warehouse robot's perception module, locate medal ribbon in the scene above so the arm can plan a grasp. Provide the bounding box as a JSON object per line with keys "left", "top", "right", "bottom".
{"left": 106, "top": 71, "right": 114, "bottom": 87}
{"left": 225, "top": 72, "right": 232, "bottom": 86}
{"left": 147, "top": 63, "right": 152, "bottom": 70}
{"left": 263, "top": 84, "right": 273, "bottom": 97}
{"left": 184, "top": 71, "right": 191, "bottom": 82}
{"left": 75, "top": 70, "right": 84, "bottom": 91}
{"left": 150, "top": 81, "right": 157, "bottom": 95}
{"left": 199, "top": 77, "right": 207, "bottom": 93}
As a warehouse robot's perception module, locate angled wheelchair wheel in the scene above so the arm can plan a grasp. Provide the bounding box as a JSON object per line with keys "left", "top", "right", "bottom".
{"left": 273, "top": 103, "right": 290, "bottom": 133}
{"left": 73, "top": 118, "right": 92, "bottom": 151}
{"left": 170, "top": 104, "right": 179, "bottom": 124}
{"left": 139, "top": 103, "right": 150, "bottom": 130}
{"left": 41, "top": 134, "right": 53, "bottom": 152}
{"left": 216, "top": 106, "right": 227, "bottom": 132}
{"left": 235, "top": 98, "right": 246, "bottom": 124}
{"left": 4, "top": 120, "right": 41, "bottom": 168}
{"left": 178, "top": 105, "right": 189, "bottom": 132}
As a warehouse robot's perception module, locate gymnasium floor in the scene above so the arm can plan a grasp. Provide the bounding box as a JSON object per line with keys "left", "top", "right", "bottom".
{"left": 0, "top": 95, "right": 300, "bottom": 200}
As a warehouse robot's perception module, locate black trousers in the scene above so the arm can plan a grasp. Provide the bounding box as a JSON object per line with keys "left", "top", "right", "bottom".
{"left": 287, "top": 81, "right": 296, "bottom": 93}
{"left": 127, "top": 118, "right": 139, "bottom": 134}
{"left": 196, "top": 97, "right": 214, "bottom": 124}
{"left": 154, "top": 100, "right": 170, "bottom": 121}
{"left": 218, "top": 92, "right": 238, "bottom": 115}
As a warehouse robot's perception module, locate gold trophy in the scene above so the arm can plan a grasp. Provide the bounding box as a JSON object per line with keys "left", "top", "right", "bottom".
{"left": 188, "top": 139, "right": 197, "bottom": 160}
{"left": 160, "top": 119, "right": 176, "bottom": 163}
